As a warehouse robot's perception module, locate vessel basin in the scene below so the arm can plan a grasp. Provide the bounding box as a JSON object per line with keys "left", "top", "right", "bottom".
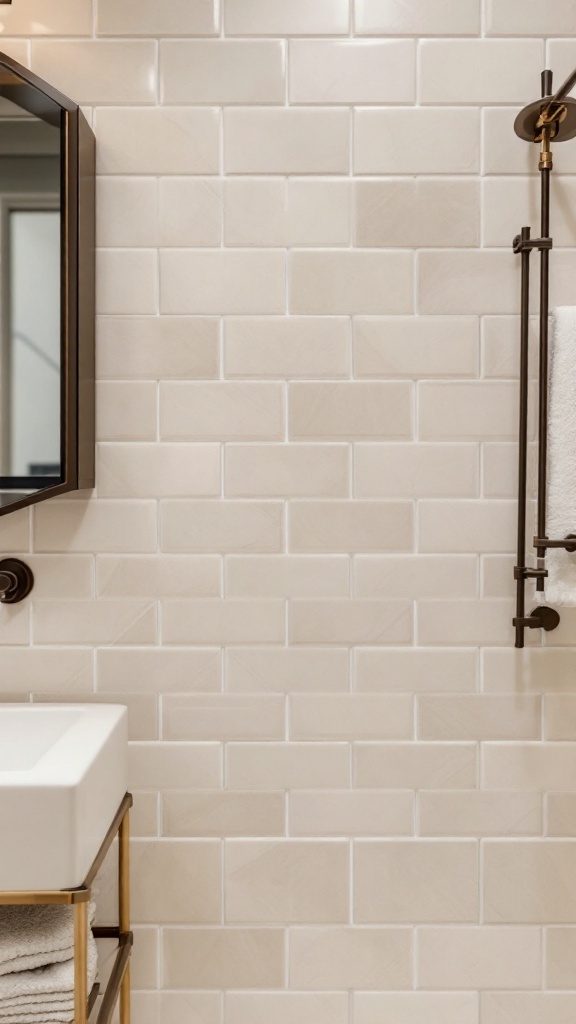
{"left": 0, "top": 704, "right": 127, "bottom": 891}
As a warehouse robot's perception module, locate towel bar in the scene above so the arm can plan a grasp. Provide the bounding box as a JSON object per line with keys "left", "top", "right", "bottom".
{"left": 513, "top": 68, "right": 576, "bottom": 647}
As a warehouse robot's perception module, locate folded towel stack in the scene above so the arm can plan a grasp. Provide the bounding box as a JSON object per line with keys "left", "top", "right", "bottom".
{"left": 0, "top": 904, "right": 97, "bottom": 1023}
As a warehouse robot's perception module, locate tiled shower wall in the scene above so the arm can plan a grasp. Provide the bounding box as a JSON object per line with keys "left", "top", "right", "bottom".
{"left": 3, "top": 0, "right": 576, "bottom": 1020}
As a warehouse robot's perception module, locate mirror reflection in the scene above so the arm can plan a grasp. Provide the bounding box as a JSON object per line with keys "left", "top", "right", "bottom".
{"left": 0, "top": 91, "right": 61, "bottom": 510}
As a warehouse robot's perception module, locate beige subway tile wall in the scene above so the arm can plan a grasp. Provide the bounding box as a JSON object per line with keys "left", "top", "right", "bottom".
{"left": 0, "top": 1, "right": 573, "bottom": 1020}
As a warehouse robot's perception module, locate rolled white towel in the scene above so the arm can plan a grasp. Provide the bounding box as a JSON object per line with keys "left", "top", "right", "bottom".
{"left": 0, "top": 904, "right": 95, "bottom": 979}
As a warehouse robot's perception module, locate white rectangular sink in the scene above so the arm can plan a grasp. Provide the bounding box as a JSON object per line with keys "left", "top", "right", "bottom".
{"left": 0, "top": 704, "right": 128, "bottom": 891}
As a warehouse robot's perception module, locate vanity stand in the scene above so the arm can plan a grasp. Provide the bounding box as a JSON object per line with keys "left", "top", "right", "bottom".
{"left": 0, "top": 792, "right": 133, "bottom": 1024}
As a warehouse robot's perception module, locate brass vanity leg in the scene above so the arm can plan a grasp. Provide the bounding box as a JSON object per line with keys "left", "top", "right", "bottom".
{"left": 74, "top": 899, "right": 88, "bottom": 1024}
{"left": 119, "top": 807, "right": 131, "bottom": 1024}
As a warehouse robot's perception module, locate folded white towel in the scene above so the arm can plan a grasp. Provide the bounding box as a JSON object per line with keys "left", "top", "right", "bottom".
{"left": 543, "top": 306, "right": 576, "bottom": 605}
{"left": 0, "top": 1000, "right": 73, "bottom": 1020}
{"left": 0, "top": 904, "right": 95, "bottom": 979}
{"left": 0, "top": 934, "right": 97, "bottom": 1002}
{"left": 0, "top": 1013, "right": 70, "bottom": 1023}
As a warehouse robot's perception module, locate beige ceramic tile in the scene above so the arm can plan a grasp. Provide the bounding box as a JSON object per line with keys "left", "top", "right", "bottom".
{"left": 546, "top": 927, "right": 576, "bottom": 988}
{"left": 162, "top": 928, "right": 284, "bottom": 989}
{"left": 290, "top": 382, "right": 413, "bottom": 440}
{"left": 417, "top": 926, "right": 541, "bottom": 989}
{"left": 162, "top": 694, "right": 285, "bottom": 741}
{"left": 161, "top": 501, "right": 283, "bottom": 554}
{"left": 487, "top": 0, "right": 576, "bottom": 34}
{"left": 162, "top": 599, "right": 285, "bottom": 645}
{"left": 481, "top": 555, "right": 516, "bottom": 599}
{"left": 481, "top": 316, "right": 538, "bottom": 381}
{"left": 290, "top": 251, "right": 413, "bottom": 315}
{"left": 226, "top": 743, "right": 349, "bottom": 790}
{"left": 161, "top": 41, "right": 285, "bottom": 105}
{"left": 354, "top": 992, "right": 479, "bottom": 1024}
{"left": 160, "top": 250, "right": 286, "bottom": 315}
{"left": 418, "top": 251, "right": 517, "bottom": 315}
{"left": 355, "top": 445, "right": 478, "bottom": 498}
{"left": 355, "top": 742, "right": 477, "bottom": 789}
{"left": 545, "top": 695, "right": 576, "bottom": 740}
{"left": 224, "top": 0, "right": 350, "bottom": 35}
{"left": 131, "top": 840, "right": 220, "bottom": 924}
{"left": 224, "top": 179, "right": 286, "bottom": 247}
{"left": 33, "top": 692, "right": 158, "bottom": 741}
{"left": 97, "top": 0, "right": 219, "bottom": 36}
{"left": 481, "top": 993, "right": 576, "bottom": 1023}
{"left": 419, "top": 500, "right": 515, "bottom": 555}
{"left": 482, "top": 444, "right": 519, "bottom": 498}
{"left": 22, "top": 555, "right": 93, "bottom": 599}
{"left": 287, "top": 180, "right": 351, "bottom": 246}
{"left": 0, "top": 648, "right": 92, "bottom": 694}
{"left": 225, "top": 556, "right": 349, "bottom": 598}
{"left": 419, "top": 694, "right": 541, "bottom": 740}
{"left": 482, "top": 743, "right": 576, "bottom": 791}
{"left": 225, "top": 317, "right": 350, "bottom": 379}
{"left": 419, "top": 40, "right": 542, "bottom": 104}
{"left": 0, "top": 510, "right": 29, "bottom": 553}
{"left": 96, "top": 382, "right": 157, "bottom": 441}
{"left": 225, "top": 840, "right": 349, "bottom": 923}
{"left": 418, "top": 383, "right": 520, "bottom": 440}
{"left": 32, "top": 599, "right": 156, "bottom": 646}
{"left": 32, "top": 42, "right": 156, "bottom": 104}
{"left": 419, "top": 790, "right": 542, "bottom": 837}
{"left": 97, "top": 648, "right": 221, "bottom": 694}
{"left": 225, "top": 445, "right": 349, "bottom": 498}
{"left": 97, "top": 317, "right": 220, "bottom": 381}
{"left": 290, "top": 40, "right": 415, "bottom": 104}
{"left": 354, "top": 555, "right": 477, "bottom": 600}
{"left": 418, "top": 599, "right": 514, "bottom": 647}
{"left": 96, "top": 108, "right": 220, "bottom": 175}
{"left": 354, "top": 840, "right": 478, "bottom": 923}
{"left": 225, "top": 647, "right": 349, "bottom": 692}
{"left": 353, "top": 316, "right": 478, "bottom": 378}
{"left": 225, "top": 993, "right": 348, "bottom": 1024}
{"left": 290, "top": 694, "right": 413, "bottom": 740}
{"left": 34, "top": 501, "right": 157, "bottom": 553}
{"left": 158, "top": 178, "right": 223, "bottom": 247}
{"left": 154, "top": 993, "right": 221, "bottom": 1024}
{"left": 96, "top": 555, "right": 221, "bottom": 599}
{"left": 355, "top": 0, "right": 479, "bottom": 34}
{"left": 130, "top": 792, "right": 159, "bottom": 838}
{"left": 97, "top": 179, "right": 157, "bottom": 248}
{"left": 289, "top": 789, "right": 413, "bottom": 837}
{"left": 354, "top": 108, "right": 480, "bottom": 174}
{"left": 484, "top": 840, "right": 576, "bottom": 923}
{"left": 0, "top": 0, "right": 91, "bottom": 35}
{"left": 224, "top": 109, "right": 349, "bottom": 174}
{"left": 161, "top": 382, "right": 283, "bottom": 441}
{"left": 129, "top": 742, "right": 222, "bottom": 791}
{"left": 290, "top": 599, "right": 413, "bottom": 645}
{"left": 289, "top": 927, "right": 412, "bottom": 990}
{"left": 290, "top": 501, "right": 413, "bottom": 554}
{"left": 163, "top": 791, "right": 285, "bottom": 838}
{"left": 547, "top": 793, "right": 576, "bottom": 837}
{"left": 355, "top": 648, "right": 477, "bottom": 693}
{"left": 97, "top": 443, "right": 220, "bottom": 499}
{"left": 97, "top": 250, "right": 157, "bottom": 315}
{"left": 355, "top": 179, "right": 479, "bottom": 247}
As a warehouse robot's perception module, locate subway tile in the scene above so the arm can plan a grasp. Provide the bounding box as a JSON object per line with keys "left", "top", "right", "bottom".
{"left": 419, "top": 40, "right": 543, "bottom": 105}
{"left": 162, "top": 694, "right": 285, "bottom": 741}
{"left": 418, "top": 500, "right": 515, "bottom": 554}
{"left": 419, "top": 694, "right": 541, "bottom": 740}
{"left": 355, "top": 445, "right": 478, "bottom": 499}
{"left": 287, "top": 180, "right": 351, "bottom": 246}
{"left": 224, "top": 179, "right": 286, "bottom": 247}
{"left": 97, "top": 443, "right": 220, "bottom": 499}
{"left": 97, "top": 555, "right": 221, "bottom": 600}
{"left": 97, "top": 179, "right": 157, "bottom": 248}
{"left": 545, "top": 695, "right": 576, "bottom": 740}
{"left": 129, "top": 742, "right": 222, "bottom": 791}
{"left": 354, "top": 992, "right": 479, "bottom": 1024}
{"left": 225, "top": 109, "right": 349, "bottom": 174}
{"left": 225, "top": 647, "right": 349, "bottom": 693}
{"left": 354, "top": 555, "right": 477, "bottom": 600}
{"left": 354, "top": 108, "right": 480, "bottom": 175}
{"left": 163, "top": 791, "right": 285, "bottom": 838}
{"left": 481, "top": 316, "right": 538, "bottom": 381}
{"left": 546, "top": 927, "right": 576, "bottom": 988}
{"left": 482, "top": 444, "right": 519, "bottom": 499}
{"left": 290, "top": 40, "right": 415, "bottom": 105}
{"left": 417, "top": 926, "right": 541, "bottom": 989}
{"left": 355, "top": 179, "right": 479, "bottom": 248}
{"left": 224, "top": 179, "right": 352, "bottom": 248}
{"left": 31, "top": 41, "right": 156, "bottom": 105}
{"left": 291, "top": 694, "right": 412, "bottom": 741}
{"left": 161, "top": 41, "right": 285, "bottom": 105}
{"left": 0, "top": 0, "right": 91, "bottom": 35}
{"left": 290, "top": 251, "right": 413, "bottom": 315}
{"left": 225, "top": 317, "right": 350, "bottom": 379}
{"left": 162, "top": 599, "right": 285, "bottom": 646}
{"left": 33, "top": 692, "right": 158, "bottom": 741}
{"left": 354, "top": 316, "right": 478, "bottom": 378}
{"left": 161, "top": 501, "right": 283, "bottom": 554}
{"left": 418, "top": 251, "right": 517, "bottom": 315}
{"left": 225, "top": 993, "right": 348, "bottom": 1024}
{"left": 131, "top": 792, "right": 159, "bottom": 838}
{"left": 289, "top": 927, "right": 412, "bottom": 990}
{"left": 225, "top": 556, "right": 349, "bottom": 598}
{"left": 226, "top": 743, "right": 350, "bottom": 790}
{"left": 97, "top": 316, "right": 220, "bottom": 381}
{"left": 33, "top": 599, "right": 156, "bottom": 646}
{"left": 97, "top": 648, "right": 221, "bottom": 694}
{"left": 158, "top": 178, "right": 223, "bottom": 247}
{"left": 548, "top": 793, "right": 576, "bottom": 837}
{"left": 21, "top": 555, "right": 93, "bottom": 599}
{"left": 356, "top": 0, "right": 479, "bottom": 33}
{"left": 160, "top": 250, "right": 286, "bottom": 316}
{"left": 355, "top": 840, "right": 478, "bottom": 923}
{"left": 97, "top": 382, "right": 157, "bottom": 441}
{"left": 289, "top": 790, "right": 413, "bottom": 837}
{"left": 418, "top": 599, "right": 514, "bottom": 646}
{"left": 97, "top": 250, "right": 157, "bottom": 315}
{"left": 290, "top": 599, "right": 413, "bottom": 645}
{"left": 0, "top": 605, "right": 30, "bottom": 646}
{"left": 96, "top": 108, "right": 220, "bottom": 176}
{"left": 290, "top": 500, "right": 413, "bottom": 554}
{"left": 355, "top": 648, "right": 477, "bottom": 693}
{"left": 226, "top": 445, "right": 349, "bottom": 498}
{"left": 481, "top": 556, "right": 515, "bottom": 599}
{"left": 290, "top": 382, "right": 413, "bottom": 440}
{"left": 225, "top": 840, "right": 349, "bottom": 923}
{"left": 420, "top": 790, "right": 542, "bottom": 837}
{"left": 0, "top": 510, "right": 29, "bottom": 553}
{"left": 481, "top": 993, "right": 576, "bottom": 1023}
{"left": 484, "top": 840, "right": 576, "bottom": 923}
{"left": 34, "top": 500, "right": 157, "bottom": 554}
{"left": 483, "top": 743, "right": 576, "bottom": 790}
{"left": 97, "top": 0, "right": 219, "bottom": 35}
{"left": 418, "top": 382, "right": 519, "bottom": 440}
{"left": 0, "top": 648, "right": 92, "bottom": 694}
{"left": 355, "top": 742, "right": 477, "bottom": 789}
{"left": 224, "top": 0, "right": 350, "bottom": 36}
{"left": 141, "top": 993, "right": 221, "bottom": 1024}
{"left": 487, "top": 0, "right": 576, "bottom": 34}
{"left": 163, "top": 928, "right": 284, "bottom": 989}
{"left": 161, "top": 383, "right": 284, "bottom": 441}
{"left": 132, "top": 840, "right": 221, "bottom": 924}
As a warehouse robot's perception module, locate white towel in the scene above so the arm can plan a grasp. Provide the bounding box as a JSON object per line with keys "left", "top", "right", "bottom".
{"left": 542, "top": 306, "right": 576, "bottom": 605}
{"left": 0, "top": 904, "right": 95, "bottom": 979}
{"left": 0, "top": 938, "right": 97, "bottom": 1001}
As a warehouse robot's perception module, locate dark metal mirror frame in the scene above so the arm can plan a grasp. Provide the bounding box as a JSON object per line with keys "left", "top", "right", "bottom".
{"left": 0, "top": 51, "right": 95, "bottom": 517}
